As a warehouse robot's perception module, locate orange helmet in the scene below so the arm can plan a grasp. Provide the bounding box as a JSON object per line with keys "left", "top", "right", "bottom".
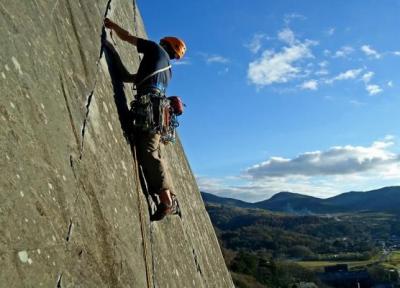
{"left": 160, "top": 37, "right": 186, "bottom": 59}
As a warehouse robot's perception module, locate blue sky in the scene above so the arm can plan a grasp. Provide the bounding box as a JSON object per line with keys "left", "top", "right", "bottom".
{"left": 136, "top": 0, "right": 400, "bottom": 202}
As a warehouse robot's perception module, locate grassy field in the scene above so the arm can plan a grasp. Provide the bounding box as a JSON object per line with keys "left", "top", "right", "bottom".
{"left": 297, "top": 250, "right": 400, "bottom": 271}
{"left": 383, "top": 250, "right": 400, "bottom": 269}
{"left": 296, "top": 259, "right": 378, "bottom": 271}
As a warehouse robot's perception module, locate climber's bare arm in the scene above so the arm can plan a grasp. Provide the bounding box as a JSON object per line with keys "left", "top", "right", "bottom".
{"left": 104, "top": 18, "right": 138, "bottom": 46}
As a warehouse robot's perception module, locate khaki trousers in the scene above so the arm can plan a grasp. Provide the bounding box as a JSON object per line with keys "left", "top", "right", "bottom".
{"left": 135, "top": 131, "right": 171, "bottom": 194}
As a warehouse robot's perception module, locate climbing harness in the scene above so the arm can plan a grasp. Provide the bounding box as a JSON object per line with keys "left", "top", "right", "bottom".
{"left": 130, "top": 94, "right": 183, "bottom": 144}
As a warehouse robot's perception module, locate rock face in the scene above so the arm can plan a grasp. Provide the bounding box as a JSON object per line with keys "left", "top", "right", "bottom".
{"left": 0, "top": 0, "right": 233, "bottom": 287}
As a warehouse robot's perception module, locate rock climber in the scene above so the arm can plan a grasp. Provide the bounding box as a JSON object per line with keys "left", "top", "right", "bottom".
{"left": 104, "top": 18, "right": 186, "bottom": 221}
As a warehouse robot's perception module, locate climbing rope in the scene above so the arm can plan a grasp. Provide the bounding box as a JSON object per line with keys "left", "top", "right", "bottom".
{"left": 78, "top": 1, "right": 153, "bottom": 287}
{"left": 132, "top": 144, "right": 153, "bottom": 288}
{"left": 131, "top": 2, "right": 155, "bottom": 287}
{"left": 150, "top": 222, "right": 158, "bottom": 288}
{"left": 129, "top": 1, "right": 205, "bottom": 286}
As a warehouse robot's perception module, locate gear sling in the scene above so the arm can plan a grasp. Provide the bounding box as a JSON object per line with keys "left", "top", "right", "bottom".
{"left": 131, "top": 65, "right": 183, "bottom": 144}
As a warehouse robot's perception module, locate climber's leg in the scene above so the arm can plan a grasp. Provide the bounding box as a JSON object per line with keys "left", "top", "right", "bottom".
{"left": 135, "top": 131, "right": 171, "bottom": 197}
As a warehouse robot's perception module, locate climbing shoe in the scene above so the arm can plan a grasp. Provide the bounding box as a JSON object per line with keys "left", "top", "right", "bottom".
{"left": 150, "top": 194, "right": 181, "bottom": 221}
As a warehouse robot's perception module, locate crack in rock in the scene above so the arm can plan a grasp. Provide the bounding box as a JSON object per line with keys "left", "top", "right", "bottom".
{"left": 79, "top": 0, "right": 113, "bottom": 160}
{"left": 56, "top": 272, "right": 63, "bottom": 288}
{"left": 66, "top": 219, "right": 74, "bottom": 242}
{"left": 192, "top": 248, "right": 203, "bottom": 276}
{"left": 79, "top": 90, "right": 94, "bottom": 159}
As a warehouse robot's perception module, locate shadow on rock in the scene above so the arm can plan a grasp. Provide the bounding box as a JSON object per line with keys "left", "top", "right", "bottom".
{"left": 102, "top": 40, "right": 134, "bottom": 140}
{"left": 102, "top": 40, "right": 158, "bottom": 215}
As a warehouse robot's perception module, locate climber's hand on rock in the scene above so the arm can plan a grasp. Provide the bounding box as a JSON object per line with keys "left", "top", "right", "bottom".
{"left": 104, "top": 18, "right": 115, "bottom": 29}
{"left": 103, "top": 19, "right": 134, "bottom": 45}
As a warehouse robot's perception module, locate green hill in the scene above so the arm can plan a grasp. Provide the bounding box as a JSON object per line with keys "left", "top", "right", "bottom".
{"left": 201, "top": 186, "right": 400, "bottom": 215}
{"left": 204, "top": 203, "right": 400, "bottom": 288}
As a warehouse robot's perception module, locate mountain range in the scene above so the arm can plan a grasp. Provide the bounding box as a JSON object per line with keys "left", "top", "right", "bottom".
{"left": 201, "top": 186, "right": 400, "bottom": 215}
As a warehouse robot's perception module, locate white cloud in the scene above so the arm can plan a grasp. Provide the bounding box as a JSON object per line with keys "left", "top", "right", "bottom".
{"left": 319, "top": 61, "right": 329, "bottom": 68}
{"left": 333, "top": 46, "right": 354, "bottom": 58}
{"left": 360, "top": 71, "right": 383, "bottom": 95}
{"left": 315, "top": 62, "right": 329, "bottom": 76}
{"left": 388, "top": 81, "right": 394, "bottom": 87}
{"left": 206, "top": 55, "right": 230, "bottom": 64}
{"left": 326, "top": 68, "right": 362, "bottom": 84}
{"left": 326, "top": 28, "right": 335, "bottom": 36}
{"left": 361, "top": 45, "right": 381, "bottom": 59}
{"left": 278, "top": 28, "right": 296, "bottom": 45}
{"left": 362, "top": 71, "right": 374, "bottom": 83}
{"left": 245, "top": 138, "right": 399, "bottom": 178}
{"left": 245, "top": 34, "right": 266, "bottom": 54}
{"left": 366, "top": 84, "right": 383, "bottom": 95}
{"left": 196, "top": 176, "right": 270, "bottom": 201}
{"left": 284, "top": 13, "right": 306, "bottom": 25}
{"left": 349, "top": 99, "right": 365, "bottom": 106}
{"left": 381, "top": 163, "right": 400, "bottom": 179}
{"left": 199, "top": 53, "right": 230, "bottom": 64}
{"left": 248, "top": 46, "right": 312, "bottom": 86}
{"left": 199, "top": 168, "right": 400, "bottom": 202}
{"left": 248, "top": 28, "right": 316, "bottom": 86}
{"left": 393, "top": 51, "right": 400, "bottom": 56}
{"left": 218, "top": 67, "right": 230, "bottom": 75}
{"left": 301, "top": 80, "right": 318, "bottom": 90}
{"left": 196, "top": 176, "right": 226, "bottom": 193}
{"left": 334, "top": 69, "right": 362, "bottom": 80}
{"left": 173, "top": 60, "right": 191, "bottom": 66}
{"left": 197, "top": 175, "right": 338, "bottom": 202}
{"left": 316, "top": 69, "right": 329, "bottom": 76}
{"left": 198, "top": 137, "right": 400, "bottom": 202}
{"left": 384, "top": 135, "right": 395, "bottom": 141}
